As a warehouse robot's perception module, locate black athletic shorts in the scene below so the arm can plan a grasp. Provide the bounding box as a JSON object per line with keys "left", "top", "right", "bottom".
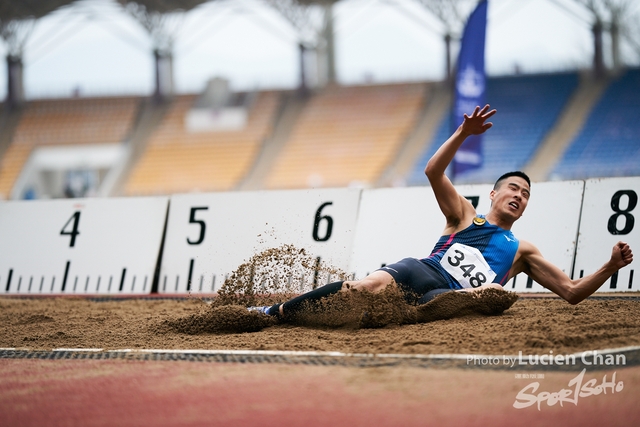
{"left": 378, "top": 258, "right": 452, "bottom": 304}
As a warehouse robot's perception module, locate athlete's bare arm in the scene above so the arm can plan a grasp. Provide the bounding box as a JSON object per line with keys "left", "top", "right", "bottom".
{"left": 511, "top": 240, "right": 633, "bottom": 304}
{"left": 425, "top": 105, "right": 496, "bottom": 234}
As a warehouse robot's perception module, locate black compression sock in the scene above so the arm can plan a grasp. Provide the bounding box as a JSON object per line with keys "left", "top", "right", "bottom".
{"left": 266, "top": 303, "right": 281, "bottom": 317}
{"left": 281, "top": 281, "right": 345, "bottom": 317}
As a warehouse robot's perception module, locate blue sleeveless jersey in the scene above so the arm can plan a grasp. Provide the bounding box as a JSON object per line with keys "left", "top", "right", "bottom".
{"left": 421, "top": 215, "right": 519, "bottom": 289}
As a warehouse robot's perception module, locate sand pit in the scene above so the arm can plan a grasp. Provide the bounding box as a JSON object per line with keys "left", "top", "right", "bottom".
{"left": 1, "top": 245, "right": 639, "bottom": 355}
{"left": 2, "top": 292, "right": 640, "bottom": 355}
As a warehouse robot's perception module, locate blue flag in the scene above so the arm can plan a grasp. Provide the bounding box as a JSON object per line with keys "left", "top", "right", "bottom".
{"left": 452, "top": 0, "right": 488, "bottom": 177}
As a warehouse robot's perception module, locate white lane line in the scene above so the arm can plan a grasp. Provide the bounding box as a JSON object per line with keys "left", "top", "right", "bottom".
{"left": 3, "top": 345, "right": 640, "bottom": 362}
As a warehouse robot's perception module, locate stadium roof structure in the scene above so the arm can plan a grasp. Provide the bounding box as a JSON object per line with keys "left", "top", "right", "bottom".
{"left": 0, "top": 0, "right": 211, "bottom": 23}
{"left": 0, "top": 1, "right": 74, "bottom": 22}
{"left": 115, "top": 0, "right": 210, "bottom": 14}
{"left": 0, "top": 1, "right": 216, "bottom": 106}
{"left": 296, "top": 0, "right": 341, "bottom": 4}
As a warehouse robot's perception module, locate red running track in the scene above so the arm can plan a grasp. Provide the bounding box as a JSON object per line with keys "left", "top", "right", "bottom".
{"left": 1, "top": 359, "right": 639, "bottom": 427}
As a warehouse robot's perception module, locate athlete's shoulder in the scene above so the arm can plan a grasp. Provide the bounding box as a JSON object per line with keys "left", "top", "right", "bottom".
{"left": 443, "top": 197, "right": 477, "bottom": 234}
{"left": 510, "top": 240, "right": 542, "bottom": 276}
{"left": 516, "top": 240, "right": 541, "bottom": 257}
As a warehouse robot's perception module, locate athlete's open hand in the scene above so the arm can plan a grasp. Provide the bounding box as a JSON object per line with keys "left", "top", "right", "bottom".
{"left": 461, "top": 104, "right": 497, "bottom": 136}
{"left": 610, "top": 241, "right": 633, "bottom": 270}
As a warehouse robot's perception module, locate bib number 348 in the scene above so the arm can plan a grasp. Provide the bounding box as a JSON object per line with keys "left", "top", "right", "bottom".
{"left": 440, "top": 243, "right": 496, "bottom": 288}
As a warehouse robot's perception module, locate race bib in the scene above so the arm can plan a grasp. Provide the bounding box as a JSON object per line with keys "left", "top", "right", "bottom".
{"left": 440, "top": 243, "right": 496, "bottom": 288}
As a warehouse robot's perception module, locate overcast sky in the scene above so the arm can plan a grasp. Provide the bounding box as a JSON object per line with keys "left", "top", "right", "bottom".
{"left": 3, "top": 0, "right": 639, "bottom": 99}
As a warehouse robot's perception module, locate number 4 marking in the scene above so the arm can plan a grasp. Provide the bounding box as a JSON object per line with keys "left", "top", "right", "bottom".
{"left": 61, "top": 211, "right": 81, "bottom": 247}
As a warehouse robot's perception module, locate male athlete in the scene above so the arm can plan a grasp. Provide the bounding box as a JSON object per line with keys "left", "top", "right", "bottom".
{"left": 251, "top": 105, "right": 633, "bottom": 318}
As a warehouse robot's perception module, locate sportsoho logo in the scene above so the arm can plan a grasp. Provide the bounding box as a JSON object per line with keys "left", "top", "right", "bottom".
{"left": 467, "top": 350, "right": 627, "bottom": 411}
{"left": 513, "top": 368, "right": 623, "bottom": 411}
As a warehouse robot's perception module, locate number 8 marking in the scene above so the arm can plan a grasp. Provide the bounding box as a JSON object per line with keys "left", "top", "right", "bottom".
{"left": 469, "top": 272, "right": 487, "bottom": 288}
{"left": 608, "top": 190, "right": 637, "bottom": 235}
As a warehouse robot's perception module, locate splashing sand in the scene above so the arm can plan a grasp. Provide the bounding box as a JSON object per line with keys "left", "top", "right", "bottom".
{"left": 166, "top": 246, "right": 519, "bottom": 334}
{"left": 212, "top": 244, "right": 349, "bottom": 308}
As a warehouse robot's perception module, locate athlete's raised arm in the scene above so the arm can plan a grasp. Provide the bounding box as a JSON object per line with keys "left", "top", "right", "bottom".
{"left": 425, "top": 105, "right": 496, "bottom": 232}
{"left": 513, "top": 240, "right": 633, "bottom": 304}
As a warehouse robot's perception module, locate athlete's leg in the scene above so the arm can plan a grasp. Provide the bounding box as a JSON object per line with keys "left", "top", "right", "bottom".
{"left": 343, "top": 270, "right": 395, "bottom": 293}
{"left": 273, "top": 270, "right": 395, "bottom": 317}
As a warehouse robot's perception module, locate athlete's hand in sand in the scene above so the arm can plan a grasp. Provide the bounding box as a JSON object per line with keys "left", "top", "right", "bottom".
{"left": 609, "top": 241, "right": 633, "bottom": 270}
{"left": 460, "top": 104, "right": 497, "bottom": 136}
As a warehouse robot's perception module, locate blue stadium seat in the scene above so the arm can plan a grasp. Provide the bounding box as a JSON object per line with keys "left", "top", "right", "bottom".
{"left": 406, "top": 115, "right": 450, "bottom": 186}
{"left": 551, "top": 68, "right": 640, "bottom": 180}
{"left": 407, "top": 72, "right": 579, "bottom": 185}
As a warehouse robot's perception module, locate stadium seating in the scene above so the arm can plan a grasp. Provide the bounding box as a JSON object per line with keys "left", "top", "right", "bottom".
{"left": 405, "top": 113, "right": 450, "bottom": 186}
{"left": 124, "top": 91, "right": 280, "bottom": 195}
{"left": 0, "top": 96, "right": 139, "bottom": 199}
{"left": 264, "top": 83, "right": 426, "bottom": 189}
{"left": 550, "top": 68, "right": 640, "bottom": 180}
{"left": 406, "top": 72, "right": 580, "bottom": 185}
{"left": 3, "top": 69, "right": 638, "bottom": 199}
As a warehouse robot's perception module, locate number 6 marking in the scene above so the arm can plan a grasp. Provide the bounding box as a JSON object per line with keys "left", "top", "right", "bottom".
{"left": 312, "top": 202, "right": 333, "bottom": 242}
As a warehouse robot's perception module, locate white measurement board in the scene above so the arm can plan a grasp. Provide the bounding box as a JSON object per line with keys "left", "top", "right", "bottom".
{"left": 349, "top": 181, "right": 584, "bottom": 293}
{"left": 159, "top": 188, "right": 362, "bottom": 294}
{"left": 0, "top": 197, "right": 168, "bottom": 295}
{"left": 508, "top": 180, "right": 584, "bottom": 292}
{"left": 574, "top": 177, "right": 639, "bottom": 292}
{"left": 348, "top": 185, "right": 492, "bottom": 278}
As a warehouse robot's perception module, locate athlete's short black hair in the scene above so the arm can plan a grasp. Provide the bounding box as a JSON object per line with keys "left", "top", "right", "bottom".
{"left": 494, "top": 171, "right": 531, "bottom": 190}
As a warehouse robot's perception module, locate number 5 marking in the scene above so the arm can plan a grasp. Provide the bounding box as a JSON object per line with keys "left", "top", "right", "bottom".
{"left": 187, "top": 207, "right": 208, "bottom": 245}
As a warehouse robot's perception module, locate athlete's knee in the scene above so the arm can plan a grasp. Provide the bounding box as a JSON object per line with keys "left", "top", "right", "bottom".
{"left": 344, "top": 277, "right": 391, "bottom": 293}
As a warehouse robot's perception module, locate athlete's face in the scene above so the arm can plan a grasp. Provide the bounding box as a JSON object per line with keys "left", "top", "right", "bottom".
{"left": 489, "top": 177, "right": 530, "bottom": 220}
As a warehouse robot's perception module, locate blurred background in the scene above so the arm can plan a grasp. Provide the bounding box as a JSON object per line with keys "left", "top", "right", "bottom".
{"left": 0, "top": 0, "right": 638, "bottom": 200}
